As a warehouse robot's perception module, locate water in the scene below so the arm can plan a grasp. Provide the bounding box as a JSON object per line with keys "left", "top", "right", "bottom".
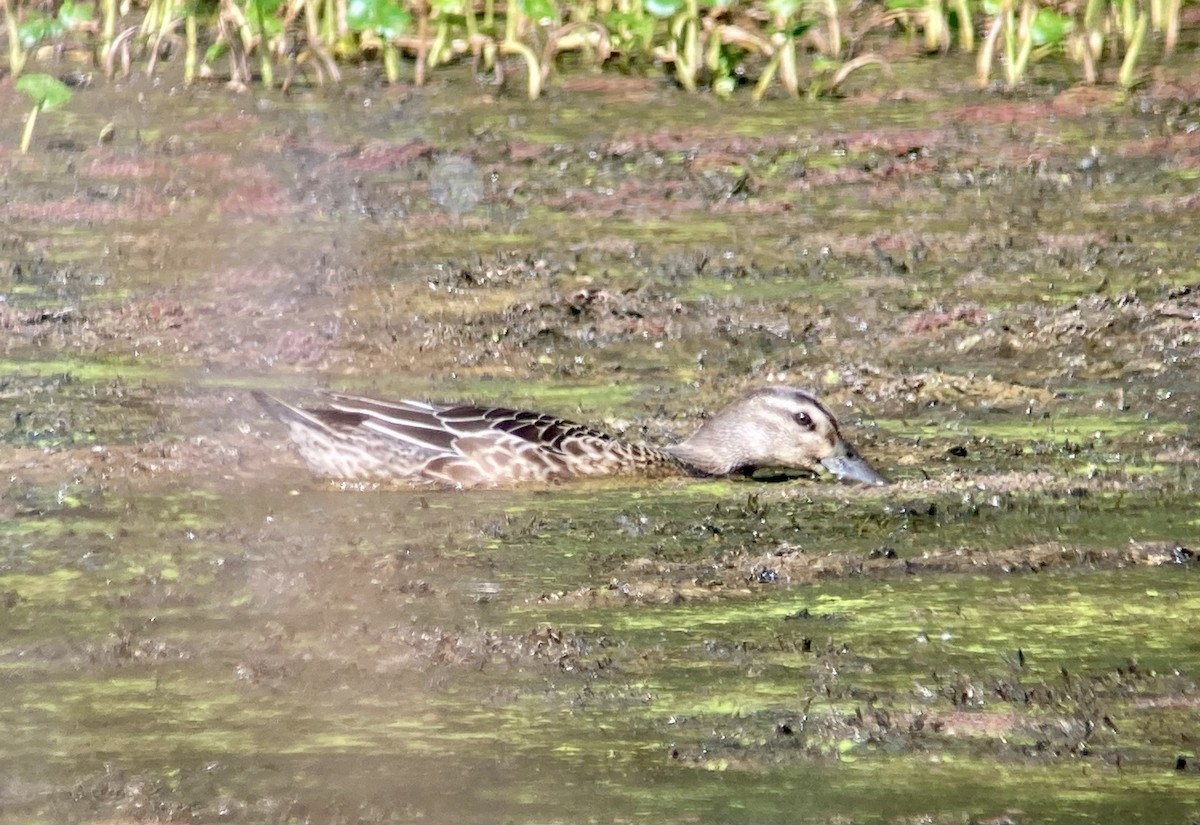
{"left": 1, "top": 64, "right": 1198, "bottom": 823}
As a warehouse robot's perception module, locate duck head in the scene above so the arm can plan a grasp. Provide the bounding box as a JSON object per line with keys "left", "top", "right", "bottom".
{"left": 666, "top": 386, "right": 888, "bottom": 485}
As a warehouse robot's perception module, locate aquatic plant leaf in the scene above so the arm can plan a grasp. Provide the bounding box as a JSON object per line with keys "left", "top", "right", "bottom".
{"left": 519, "top": 0, "right": 557, "bottom": 22}
{"left": 56, "top": 0, "right": 95, "bottom": 29}
{"left": 18, "top": 2, "right": 93, "bottom": 49}
{"left": 16, "top": 74, "right": 72, "bottom": 110}
{"left": 346, "top": 0, "right": 369, "bottom": 23}
{"left": 603, "top": 10, "right": 656, "bottom": 48}
{"left": 247, "top": 0, "right": 285, "bottom": 39}
{"left": 645, "top": 0, "right": 684, "bottom": 18}
{"left": 204, "top": 41, "right": 227, "bottom": 62}
{"left": 347, "top": 0, "right": 412, "bottom": 37}
{"left": 18, "top": 12, "right": 59, "bottom": 49}
{"left": 1031, "top": 7, "right": 1072, "bottom": 46}
{"left": 811, "top": 53, "right": 838, "bottom": 72}
{"left": 378, "top": 3, "right": 412, "bottom": 36}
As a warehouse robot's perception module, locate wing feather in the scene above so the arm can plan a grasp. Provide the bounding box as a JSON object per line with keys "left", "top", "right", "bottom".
{"left": 324, "top": 393, "right": 458, "bottom": 454}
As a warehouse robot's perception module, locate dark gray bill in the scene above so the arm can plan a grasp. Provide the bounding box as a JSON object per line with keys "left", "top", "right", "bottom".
{"left": 821, "top": 446, "right": 889, "bottom": 486}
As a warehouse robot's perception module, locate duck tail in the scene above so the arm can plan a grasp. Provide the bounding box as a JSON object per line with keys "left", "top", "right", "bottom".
{"left": 251, "top": 390, "right": 334, "bottom": 433}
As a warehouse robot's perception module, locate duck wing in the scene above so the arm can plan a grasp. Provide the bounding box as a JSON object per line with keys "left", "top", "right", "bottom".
{"left": 322, "top": 392, "right": 617, "bottom": 456}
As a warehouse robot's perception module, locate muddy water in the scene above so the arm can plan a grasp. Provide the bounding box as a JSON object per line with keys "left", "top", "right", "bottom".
{"left": 1, "top": 56, "right": 1199, "bottom": 823}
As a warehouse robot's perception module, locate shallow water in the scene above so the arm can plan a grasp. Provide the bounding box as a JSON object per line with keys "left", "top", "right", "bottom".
{"left": 1, "top": 57, "right": 1199, "bottom": 823}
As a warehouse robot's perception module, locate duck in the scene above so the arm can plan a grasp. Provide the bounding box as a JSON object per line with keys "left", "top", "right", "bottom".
{"left": 251, "top": 386, "right": 888, "bottom": 489}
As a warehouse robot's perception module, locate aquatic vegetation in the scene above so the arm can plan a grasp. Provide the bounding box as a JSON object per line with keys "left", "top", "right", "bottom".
{"left": 0, "top": 0, "right": 1185, "bottom": 98}
{"left": 14, "top": 72, "right": 71, "bottom": 154}
{"left": 3, "top": 0, "right": 93, "bottom": 76}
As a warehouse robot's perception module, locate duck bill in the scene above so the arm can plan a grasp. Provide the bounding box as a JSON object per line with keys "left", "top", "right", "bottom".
{"left": 821, "top": 443, "right": 889, "bottom": 486}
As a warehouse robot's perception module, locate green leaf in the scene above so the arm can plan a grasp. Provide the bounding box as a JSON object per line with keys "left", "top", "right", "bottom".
{"left": 519, "top": 0, "right": 556, "bottom": 21}
{"left": 885, "top": 0, "right": 925, "bottom": 7}
{"left": 347, "top": 0, "right": 412, "bottom": 37}
{"left": 204, "top": 40, "right": 227, "bottom": 62}
{"left": 18, "top": 12, "right": 59, "bottom": 49}
{"left": 811, "top": 53, "right": 838, "bottom": 72}
{"left": 788, "top": 18, "right": 814, "bottom": 36}
{"left": 16, "top": 73, "right": 73, "bottom": 109}
{"left": 1030, "top": 7, "right": 1071, "bottom": 45}
{"left": 645, "top": 0, "right": 684, "bottom": 17}
{"left": 375, "top": 2, "right": 411, "bottom": 36}
{"left": 604, "top": 9, "right": 637, "bottom": 27}
{"left": 260, "top": 15, "right": 284, "bottom": 36}
{"left": 346, "top": 0, "right": 374, "bottom": 27}
{"left": 56, "top": 1, "right": 95, "bottom": 28}
{"left": 603, "top": 10, "right": 656, "bottom": 48}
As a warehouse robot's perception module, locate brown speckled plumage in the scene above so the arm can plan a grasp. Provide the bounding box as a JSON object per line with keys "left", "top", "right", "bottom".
{"left": 253, "top": 386, "right": 888, "bottom": 489}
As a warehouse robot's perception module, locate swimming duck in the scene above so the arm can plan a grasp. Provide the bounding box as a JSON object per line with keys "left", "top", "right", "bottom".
{"left": 252, "top": 386, "right": 888, "bottom": 489}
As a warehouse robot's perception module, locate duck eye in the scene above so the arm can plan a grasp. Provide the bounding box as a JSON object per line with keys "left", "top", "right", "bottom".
{"left": 792, "top": 411, "right": 815, "bottom": 430}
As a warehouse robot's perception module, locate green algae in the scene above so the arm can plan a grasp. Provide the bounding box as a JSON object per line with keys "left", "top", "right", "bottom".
{"left": 0, "top": 569, "right": 85, "bottom": 602}
{"left": 0, "top": 358, "right": 171, "bottom": 382}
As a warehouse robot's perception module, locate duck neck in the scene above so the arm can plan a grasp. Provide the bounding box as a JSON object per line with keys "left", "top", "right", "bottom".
{"left": 662, "top": 437, "right": 743, "bottom": 477}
